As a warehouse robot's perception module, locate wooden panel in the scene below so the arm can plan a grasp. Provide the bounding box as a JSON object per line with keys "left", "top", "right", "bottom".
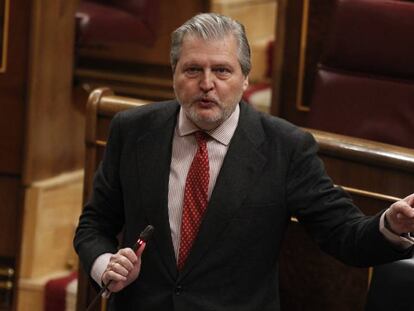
{"left": 0, "top": 0, "right": 31, "bottom": 174}
{"left": 23, "top": 0, "right": 84, "bottom": 183}
{"left": 16, "top": 277, "right": 46, "bottom": 311}
{"left": 0, "top": 0, "right": 84, "bottom": 309}
{"left": 323, "top": 157, "right": 413, "bottom": 198}
{"left": 0, "top": 0, "right": 7, "bottom": 72}
{"left": 75, "top": 65, "right": 175, "bottom": 101}
{"left": 19, "top": 171, "right": 83, "bottom": 278}
{"left": 280, "top": 222, "right": 369, "bottom": 311}
{"left": 311, "top": 128, "right": 414, "bottom": 198}
{"left": 0, "top": 177, "right": 20, "bottom": 258}
{"left": 0, "top": 177, "right": 20, "bottom": 310}
{"left": 270, "top": 0, "right": 336, "bottom": 120}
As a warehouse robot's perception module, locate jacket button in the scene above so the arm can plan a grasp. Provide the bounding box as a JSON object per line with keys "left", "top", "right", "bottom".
{"left": 174, "top": 285, "right": 183, "bottom": 295}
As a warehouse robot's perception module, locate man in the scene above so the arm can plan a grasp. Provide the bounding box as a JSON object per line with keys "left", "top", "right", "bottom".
{"left": 74, "top": 13, "right": 414, "bottom": 310}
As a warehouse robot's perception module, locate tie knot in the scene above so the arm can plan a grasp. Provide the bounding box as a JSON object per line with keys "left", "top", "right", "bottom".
{"left": 194, "top": 131, "right": 209, "bottom": 146}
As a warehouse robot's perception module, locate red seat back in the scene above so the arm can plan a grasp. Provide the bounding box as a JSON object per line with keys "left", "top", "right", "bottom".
{"left": 76, "top": 0, "right": 159, "bottom": 45}
{"left": 307, "top": 0, "right": 414, "bottom": 148}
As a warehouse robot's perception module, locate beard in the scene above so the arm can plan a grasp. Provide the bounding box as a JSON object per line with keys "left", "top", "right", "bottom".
{"left": 178, "top": 93, "right": 242, "bottom": 129}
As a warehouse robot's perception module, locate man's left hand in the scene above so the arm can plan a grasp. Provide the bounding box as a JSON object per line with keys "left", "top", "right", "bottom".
{"left": 386, "top": 193, "right": 414, "bottom": 235}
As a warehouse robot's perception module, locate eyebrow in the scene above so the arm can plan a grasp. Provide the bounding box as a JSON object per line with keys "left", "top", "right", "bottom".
{"left": 181, "top": 61, "right": 234, "bottom": 68}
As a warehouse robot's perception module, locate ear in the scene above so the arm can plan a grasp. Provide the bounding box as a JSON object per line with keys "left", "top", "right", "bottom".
{"left": 242, "top": 76, "right": 249, "bottom": 92}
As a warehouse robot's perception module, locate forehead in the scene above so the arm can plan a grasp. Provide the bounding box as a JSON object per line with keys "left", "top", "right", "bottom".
{"left": 178, "top": 34, "right": 240, "bottom": 64}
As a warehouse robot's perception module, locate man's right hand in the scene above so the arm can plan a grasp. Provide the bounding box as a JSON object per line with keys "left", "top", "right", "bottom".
{"left": 101, "top": 242, "right": 146, "bottom": 293}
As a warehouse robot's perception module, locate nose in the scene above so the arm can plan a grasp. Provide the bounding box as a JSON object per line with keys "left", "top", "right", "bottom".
{"left": 199, "top": 71, "right": 214, "bottom": 93}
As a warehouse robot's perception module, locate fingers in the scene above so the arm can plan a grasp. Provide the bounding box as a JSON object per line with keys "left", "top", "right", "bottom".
{"left": 107, "top": 260, "right": 129, "bottom": 278}
{"left": 101, "top": 241, "right": 148, "bottom": 293}
{"left": 403, "top": 193, "right": 414, "bottom": 207}
{"left": 102, "top": 248, "right": 137, "bottom": 285}
{"left": 110, "top": 248, "right": 137, "bottom": 272}
{"left": 103, "top": 267, "right": 127, "bottom": 284}
{"left": 118, "top": 248, "right": 138, "bottom": 265}
{"left": 386, "top": 199, "right": 414, "bottom": 235}
{"left": 392, "top": 201, "right": 414, "bottom": 219}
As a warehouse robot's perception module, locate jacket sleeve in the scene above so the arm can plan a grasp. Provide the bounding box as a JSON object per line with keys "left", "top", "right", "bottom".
{"left": 74, "top": 112, "right": 126, "bottom": 275}
{"left": 286, "top": 129, "right": 413, "bottom": 267}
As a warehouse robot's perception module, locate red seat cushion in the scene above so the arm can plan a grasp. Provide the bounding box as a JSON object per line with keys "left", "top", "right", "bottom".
{"left": 44, "top": 271, "right": 78, "bottom": 311}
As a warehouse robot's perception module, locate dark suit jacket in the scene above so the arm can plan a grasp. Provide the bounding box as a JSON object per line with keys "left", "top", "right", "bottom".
{"left": 74, "top": 100, "right": 412, "bottom": 311}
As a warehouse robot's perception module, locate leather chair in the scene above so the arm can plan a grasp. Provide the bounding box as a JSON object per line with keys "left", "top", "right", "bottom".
{"left": 365, "top": 257, "right": 414, "bottom": 311}
{"left": 306, "top": 0, "right": 414, "bottom": 149}
{"left": 76, "top": 0, "right": 159, "bottom": 46}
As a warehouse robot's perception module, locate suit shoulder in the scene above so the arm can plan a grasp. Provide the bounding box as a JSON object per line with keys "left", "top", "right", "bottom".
{"left": 113, "top": 100, "right": 179, "bottom": 129}
{"left": 259, "top": 112, "right": 310, "bottom": 141}
{"left": 239, "top": 102, "right": 314, "bottom": 150}
{"left": 117, "top": 100, "right": 178, "bottom": 120}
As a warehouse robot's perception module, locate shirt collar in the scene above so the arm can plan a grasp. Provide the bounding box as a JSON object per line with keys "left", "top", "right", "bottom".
{"left": 177, "top": 104, "right": 240, "bottom": 146}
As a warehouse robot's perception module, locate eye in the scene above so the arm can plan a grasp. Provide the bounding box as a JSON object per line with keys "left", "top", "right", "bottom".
{"left": 184, "top": 67, "right": 202, "bottom": 77}
{"left": 213, "top": 67, "right": 232, "bottom": 78}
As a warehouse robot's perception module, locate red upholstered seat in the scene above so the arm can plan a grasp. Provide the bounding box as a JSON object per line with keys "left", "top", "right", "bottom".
{"left": 306, "top": 0, "right": 414, "bottom": 148}
{"left": 76, "top": 0, "right": 159, "bottom": 46}
{"left": 44, "top": 271, "right": 78, "bottom": 311}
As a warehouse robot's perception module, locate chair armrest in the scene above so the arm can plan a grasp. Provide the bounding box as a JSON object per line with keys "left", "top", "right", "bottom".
{"left": 307, "top": 128, "right": 414, "bottom": 173}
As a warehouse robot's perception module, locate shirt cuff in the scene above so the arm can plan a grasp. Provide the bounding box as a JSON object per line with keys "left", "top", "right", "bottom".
{"left": 380, "top": 211, "right": 414, "bottom": 249}
{"left": 91, "top": 253, "right": 112, "bottom": 287}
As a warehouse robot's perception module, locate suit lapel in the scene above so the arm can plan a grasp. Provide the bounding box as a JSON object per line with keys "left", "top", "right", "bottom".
{"left": 135, "top": 102, "right": 179, "bottom": 279}
{"left": 179, "top": 103, "right": 267, "bottom": 279}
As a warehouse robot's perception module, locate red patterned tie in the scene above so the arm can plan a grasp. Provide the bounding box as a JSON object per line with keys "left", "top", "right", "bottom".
{"left": 177, "top": 131, "right": 210, "bottom": 270}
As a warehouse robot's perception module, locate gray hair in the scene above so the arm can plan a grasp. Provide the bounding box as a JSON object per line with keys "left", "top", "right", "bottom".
{"left": 170, "top": 13, "right": 251, "bottom": 76}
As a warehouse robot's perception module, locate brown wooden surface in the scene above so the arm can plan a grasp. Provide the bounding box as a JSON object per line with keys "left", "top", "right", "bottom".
{"left": 78, "top": 88, "right": 414, "bottom": 311}
{"left": 280, "top": 221, "right": 369, "bottom": 311}
{"left": 0, "top": 0, "right": 84, "bottom": 309}
{"left": 0, "top": 177, "right": 20, "bottom": 257}
{"left": 0, "top": 0, "right": 30, "bottom": 174}
{"left": 0, "top": 1, "right": 31, "bottom": 308}
{"left": 23, "top": 0, "right": 84, "bottom": 184}
{"left": 270, "top": 0, "right": 336, "bottom": 124}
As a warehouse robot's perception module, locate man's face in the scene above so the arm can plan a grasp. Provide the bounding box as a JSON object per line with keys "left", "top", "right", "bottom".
{"left": 173, "top": 34, "right": 249, "bottom": 130}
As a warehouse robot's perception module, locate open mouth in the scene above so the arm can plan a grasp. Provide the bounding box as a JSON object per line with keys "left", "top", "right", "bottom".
{"left": 196, "top": 97, "right": 217, "bottom": 108}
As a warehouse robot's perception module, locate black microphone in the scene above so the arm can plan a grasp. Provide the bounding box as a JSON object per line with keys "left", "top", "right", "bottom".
{"left": 86, "top": 225, "right": 155, "bottom": 311}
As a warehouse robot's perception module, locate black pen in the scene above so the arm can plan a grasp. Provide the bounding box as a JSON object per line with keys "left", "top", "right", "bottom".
{"left": 86, "top": 225, "right": 155, "bottom": 311}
